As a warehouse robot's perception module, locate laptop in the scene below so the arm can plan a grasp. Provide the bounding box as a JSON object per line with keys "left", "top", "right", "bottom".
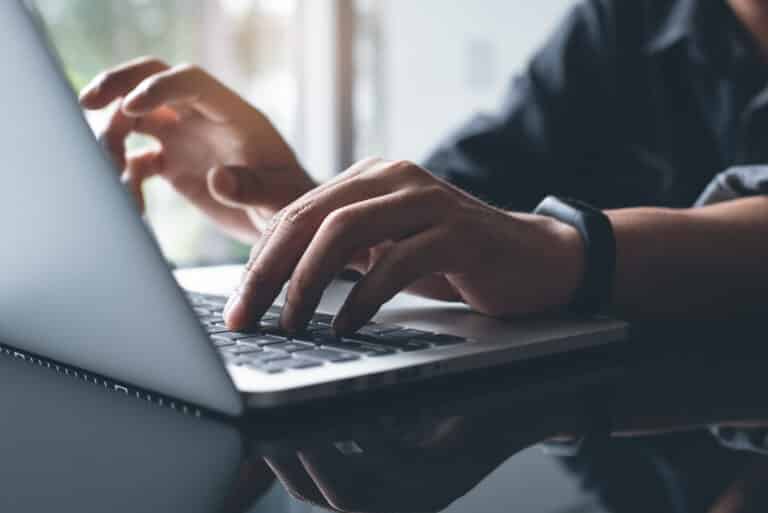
{"left": 0, "top": 0, "right": 628, "bottom": 416}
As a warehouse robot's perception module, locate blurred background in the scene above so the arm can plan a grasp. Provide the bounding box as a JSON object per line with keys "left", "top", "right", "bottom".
{"left": 35, "top": 0, "right": 575, "bottom": 266}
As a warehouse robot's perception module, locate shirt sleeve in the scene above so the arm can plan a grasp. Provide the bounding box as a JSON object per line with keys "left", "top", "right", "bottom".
{"left": 694, "top": 165, "right": 768, "bottom": 206}
{"left": 423, "top": 0, "right": 619, "bottom": 211}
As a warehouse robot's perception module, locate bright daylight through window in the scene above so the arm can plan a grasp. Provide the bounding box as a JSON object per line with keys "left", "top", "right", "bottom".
{"left": 36, "top": 0, "right": 300, "bottom": 265}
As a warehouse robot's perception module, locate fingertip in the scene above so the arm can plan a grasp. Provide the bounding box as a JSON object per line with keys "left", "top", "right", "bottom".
{"left": 331, "top": 311, "right": 357, "bottom": 336}
{"left": 78, "top": 90, "right": 94, "bottom": 106}
{"left": 79, "top": 90, "right": 104, "bottom": 110}
{"left": 120, "top": 96, "right": 145, "bottom": 117}
{"left": 223, "top": 301, "right": 246, "bottom": 331}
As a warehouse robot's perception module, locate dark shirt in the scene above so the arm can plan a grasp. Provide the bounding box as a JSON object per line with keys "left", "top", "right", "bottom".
{"left": 424, "top": 0, "right": 768, "bottom": 211}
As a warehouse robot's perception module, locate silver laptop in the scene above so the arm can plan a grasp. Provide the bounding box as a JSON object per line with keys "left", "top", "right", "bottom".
{"left": 0, "top": 0, "right": 627, "bottom": 416}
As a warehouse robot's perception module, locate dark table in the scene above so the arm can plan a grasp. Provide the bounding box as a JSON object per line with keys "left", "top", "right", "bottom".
{"left": 2, "top": 317, "right": 767, "bottom": 513}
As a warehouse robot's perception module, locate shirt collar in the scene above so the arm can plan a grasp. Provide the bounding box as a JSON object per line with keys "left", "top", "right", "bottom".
{"left": 645, "top": 0, "right": 758, "bottom": 73}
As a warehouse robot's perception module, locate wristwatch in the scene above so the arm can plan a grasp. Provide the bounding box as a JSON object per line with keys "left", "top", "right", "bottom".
{"left": 533, "top": 196, "right": 616, "bottom": 316}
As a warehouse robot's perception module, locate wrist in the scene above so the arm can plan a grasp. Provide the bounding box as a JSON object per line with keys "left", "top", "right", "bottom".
{"left": 539, "top": 216, "right": 586, "bottom": 310}
{"left": 533, "top": 196, "right": 617, "bottom": 315}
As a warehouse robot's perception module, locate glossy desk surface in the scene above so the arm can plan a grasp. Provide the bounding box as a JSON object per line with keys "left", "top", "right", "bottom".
{"left": 2, "top": 267, "right": 766, "bottom": 513}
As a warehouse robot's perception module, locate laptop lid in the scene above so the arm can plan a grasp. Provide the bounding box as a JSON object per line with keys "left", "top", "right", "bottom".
{"left": 0, "top": 0, "right": 242, "bottom": 415}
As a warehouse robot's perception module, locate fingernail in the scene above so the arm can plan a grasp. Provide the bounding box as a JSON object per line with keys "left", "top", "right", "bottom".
{"left": 223, "top": 291, "right": 239, "bottom": 318}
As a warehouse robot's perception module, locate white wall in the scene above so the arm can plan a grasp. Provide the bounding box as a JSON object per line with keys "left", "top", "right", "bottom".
{"left": 379, "top": 0, "right": 577, "bottom": 161}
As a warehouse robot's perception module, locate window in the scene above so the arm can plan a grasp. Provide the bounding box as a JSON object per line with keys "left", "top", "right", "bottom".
{"left": 36, "top": 0, "right": 302, "bottom": 266}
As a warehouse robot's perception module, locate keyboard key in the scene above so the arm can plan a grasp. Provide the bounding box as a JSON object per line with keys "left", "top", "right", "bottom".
{"left": 220, "top": 344, "right": 262, "bottom": 355}
{"left": 300, "top": 348, "right": 359, "bottom": 363}
{"left": 237, "top": 351, "right": 292, "bottom": 366}
{"left": 243, "top": 363, "right": 283, "bottom": 374}
{"left": 311, "top": 312, "right": 334, "bottom": 324}
{"left": 252, "top": 351, "right": 291, "bottom": 362}
{"left": 193, "top": 307, "right": 211, "bottom": 316}
{"left": 210, "top": 337, "right": 236, "bottom": 347}
{"left": 272, "top": 357, "right": 323, "bottom": 370}
{"left": 395, "top": 341, "right": 430, "bottom": 352}
{"left": 236, "top": 334, "right": 286, "bottom": 346}
{"left": 417, "top": 333, "right": 467, "bottom": 346}
{"left": 263, "top": 341, "right": 316, "bottom": 353}
{"left": 322, "top": 340, "right": 396, "bottom": 357}
{"left": 211, "top": 332, "right": 255, "bottom": 342}
{"left": 357, "top": 324, "right": 403, "bottom": 336}
{"left": 362, "top": 328, "right": 433, "bottom": 341}
{"left": 258, "top": 318, "right": 285, "bottom": 332}
{"left": 366, "top": 338, "right": 430, "bottom": 352}
{"left": 304, "top": 327, "right": 347, "bottom": 341}
{"left": 244, "top": 356, "right": 323, "bottom": 374}
{"left": 205, "top": 325, "right": 230, "bottom": 334}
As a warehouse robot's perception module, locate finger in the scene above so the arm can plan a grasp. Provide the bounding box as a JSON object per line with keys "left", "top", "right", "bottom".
{"left": 280, "top": 188, "right": 445, "bottom": 332}
{"left": 80, "top": 57, "right": 170, "bottom": 109}
{"left": 224, "top": 158, "right": 430, "bottom": 330}
{"left": 122, "top": 150, "right": 163, "bottom": 213}
{"left": 262, "top": 455, "right": 331, "bottom": 509}
{"left": 121, "top": 64, "right": 250, "bottom": 122}
{"left": 361, "top": 243, "right": 461, "bottom": 301}
{"left": 297, "top": 447, "right": 375, "bottom": 513}
{"left": 98, "top": 105, "right": 175, "bottom": 170}
{"left": 334, "top": 227, "right": 453, "bottom": 333}
{"left": 98, "top": 104, "right": 133, "bottom": 170}
{"left": 223, "top": 159, "right": 392, "bottom": 329}
{"left": 403, "top": 274, "right": 462, "bottom": 302}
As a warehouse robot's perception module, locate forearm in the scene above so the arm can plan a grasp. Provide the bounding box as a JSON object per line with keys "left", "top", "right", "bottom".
{"left": 607, "top": 196, "right": 768, "bottom": 319}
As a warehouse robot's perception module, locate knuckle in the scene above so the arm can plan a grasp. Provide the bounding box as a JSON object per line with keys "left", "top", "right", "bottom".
{"left": 321, "top": 207, "right": 357, "bottom": 235}
{"left": 135, "top": 56, "right": 166, "bottom": 69}
{"left": 390, "top": 159, "right": 415, "bottom": 171}
{"left": 359, "top": 155, "right": 385, "bottom": 167}
{"left": 422, "top": 184, "right": 451, "bottom": 202}
{"left": 174, "top": 62, "right": 203, "bottom": 77}
{"left": 389, "top": 159, "right": 419, "bottom": 177}
{"left": 283, "top": 199, "right": 315, "bottom": 225}
{"left": 263, "top": 210, "right": 285, "bottom": 235}
{"left": 141, "top": 74, "right": 163, "bottom": 94}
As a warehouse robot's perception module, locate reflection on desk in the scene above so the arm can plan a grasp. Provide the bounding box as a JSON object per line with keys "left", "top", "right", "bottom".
{"left": 3, "top": 320, "right": 768, "bottom": 513}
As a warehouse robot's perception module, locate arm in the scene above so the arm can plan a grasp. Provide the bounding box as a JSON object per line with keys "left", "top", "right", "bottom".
{"left": 223, "top": 158, "right": 768, "bottom": 335}
{"left": 607, "top": 197, "right": 768, "bottom": 320}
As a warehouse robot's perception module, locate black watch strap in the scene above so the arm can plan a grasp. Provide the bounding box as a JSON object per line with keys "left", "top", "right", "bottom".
{"left": 533, "top": 196, "right": 616, "bottom": 316}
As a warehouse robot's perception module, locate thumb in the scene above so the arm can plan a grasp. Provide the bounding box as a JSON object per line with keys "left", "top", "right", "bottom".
{"left": 207, "top": 165, "right": 265, "bottom": 208}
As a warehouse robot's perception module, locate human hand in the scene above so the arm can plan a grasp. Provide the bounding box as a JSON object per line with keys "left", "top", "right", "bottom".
{"left": 262, "top": 416, "right": 544, "bottom": 513}
{"left": 80, "top": 57, "right": 316, "bottom": 243}
{"left": 223, "top": 157, "right": 584, "bottom": 334}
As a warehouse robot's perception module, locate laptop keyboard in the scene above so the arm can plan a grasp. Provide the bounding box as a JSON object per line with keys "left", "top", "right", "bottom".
{"left": 187, "top": 292, "right": 469, "bottom": 376}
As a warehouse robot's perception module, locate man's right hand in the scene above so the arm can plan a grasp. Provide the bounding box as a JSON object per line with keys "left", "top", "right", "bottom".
{"left": 80, "top": 57, "right": 317, "bottom": 243}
